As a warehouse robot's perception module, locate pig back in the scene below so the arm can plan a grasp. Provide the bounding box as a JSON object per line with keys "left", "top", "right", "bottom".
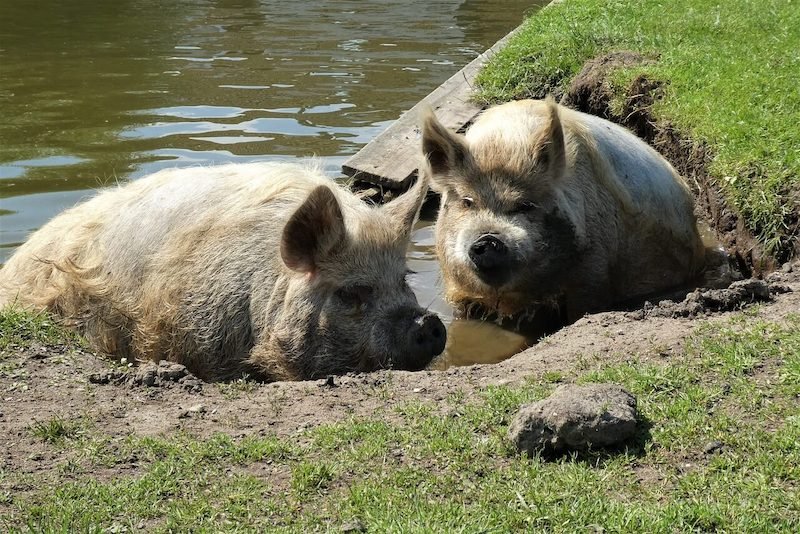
{"left": 93, "top": 163, "right": 316, "bottom": 289}
{"left": 576, "top": 110, "right": 697, "bottom": 245}
{"left": 0, "top": 163, "right": 325, "bottom": 365}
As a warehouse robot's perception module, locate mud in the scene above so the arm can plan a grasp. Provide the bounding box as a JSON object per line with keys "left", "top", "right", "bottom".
{"left": 628, "top": 278, "right": 777, "bottom": 320}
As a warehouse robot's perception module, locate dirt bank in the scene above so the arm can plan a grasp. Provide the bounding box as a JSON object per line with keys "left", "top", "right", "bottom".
{"left": 561, "top": 50, "right": 798, "bottom": 273}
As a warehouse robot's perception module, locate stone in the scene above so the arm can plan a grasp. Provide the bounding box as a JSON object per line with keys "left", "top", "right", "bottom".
{"left": 703, "top": 441, "right": 724, "bottom": 455}
{"left": 187, "top": 404, "right": 207, "bottom": 414}
{"left": 341, "top": 519, "right": 366, "bottom": 533}
{"left": 156, "top": 361, "right": 189, "bottom": 381}
{"left": 508, "top": 383, "right": 638, "bottom": 455}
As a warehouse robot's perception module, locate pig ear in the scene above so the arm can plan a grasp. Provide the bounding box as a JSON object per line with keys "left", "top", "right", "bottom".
{"left": 420, "top": 106, "right": 470, "bottom": 191}
{"left": 281, "top": 185, "right": 346, "bottom": 275}
{"left": 380, "top": 173, "right": 430, "bottom": 239}
{"left": 534, "top": 96, "right": 566, "bottom": 181}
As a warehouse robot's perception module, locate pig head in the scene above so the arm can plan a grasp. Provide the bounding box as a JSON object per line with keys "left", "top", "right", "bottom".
{"left": 421, "top": 98, "right": 705, "bottom": 322}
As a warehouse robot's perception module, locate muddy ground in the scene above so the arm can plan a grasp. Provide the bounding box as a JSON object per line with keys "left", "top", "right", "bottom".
{"left": 1, "top": 263, "right": 797, "bottom": 487}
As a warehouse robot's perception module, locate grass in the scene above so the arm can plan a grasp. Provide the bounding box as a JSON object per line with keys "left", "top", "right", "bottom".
{"left": 476, "top": 0, "right": 800, "bottom": 259}
{"left": 0, "top": 306, "right": 84, "bottom": 383}
{"left": 28, "top": 416, "right": 87, "bottom": 445}
{"left": 2, "top": 314, "right": 798, "bottom": 531}
{"left": 0, "top": 305, "right": 81, "bottom": 352}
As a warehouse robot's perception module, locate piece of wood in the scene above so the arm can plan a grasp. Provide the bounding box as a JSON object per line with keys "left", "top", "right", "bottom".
{"left": 342, "top": 31, "right": 516, "bottom": 190}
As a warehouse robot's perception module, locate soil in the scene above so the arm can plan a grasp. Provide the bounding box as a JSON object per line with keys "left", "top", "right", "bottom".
{"left": 1, "top": 265, "right": 798, "bottom": 486}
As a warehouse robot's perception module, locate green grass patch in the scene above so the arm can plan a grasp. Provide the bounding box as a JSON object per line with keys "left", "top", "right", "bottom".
{"left": 477, "top": 0, "right": 800, "bottom": 258}
{"left": 0, "top": 305, "right": 81, "bottom": 351}
{"left": 28, "top": 416, "right": 87, "bottom": 445}
{"left": 2, "top": 315, "right": 799, "bottom": 531}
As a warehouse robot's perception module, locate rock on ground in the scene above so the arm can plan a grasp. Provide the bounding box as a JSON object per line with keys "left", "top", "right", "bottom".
{"left": 508, "top": 383, "right": 638, "bottom": 456}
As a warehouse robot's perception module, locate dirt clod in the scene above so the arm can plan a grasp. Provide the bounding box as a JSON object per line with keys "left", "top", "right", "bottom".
{"left": 179, "top": 404, "right": 207, "bottom": 419}
{"left": 633, "top": 278, "right": 774, "bottom": 319}
{"left": 26, "top": 344, "right": 50, "bottom": 361}
{"left": 133, "top": 365, "right": 158, "bottom": 386}
{"left": 156, "top": 361, "right": 189, "bottom": 381}
{"left": 88, "top": 369, "right": 127, "bottom": 385}
{"left": 124, "top": 361, "right": 201, "bottom": 391}
{"left": 508, "top": 383, "right": 638, "bottom": 456}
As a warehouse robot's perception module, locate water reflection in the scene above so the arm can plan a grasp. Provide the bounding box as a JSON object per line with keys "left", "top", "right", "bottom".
{"left": 1, "top": 0, "right": 544, "bottom": 225}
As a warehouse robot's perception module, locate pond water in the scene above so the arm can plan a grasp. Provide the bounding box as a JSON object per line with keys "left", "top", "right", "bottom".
{"left": 0, "top": 0, "right": 547, "bottom": 368}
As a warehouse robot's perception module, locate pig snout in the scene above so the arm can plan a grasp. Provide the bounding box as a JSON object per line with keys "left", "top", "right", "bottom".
{"left": 390, "top": 307, "right": 446, "bottom": 371}
{"left": 408, "top": 312, "right": 447, "bottom": 368}
{"left": 468, "top": 234, "right": 511, "bottom": 286}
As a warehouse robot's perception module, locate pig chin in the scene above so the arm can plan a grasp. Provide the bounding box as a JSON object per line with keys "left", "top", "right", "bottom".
{"left": 443, "top": 271, "right": 518, "bottom": 317}
{"left": 446, "top": 284, "right": 533, "bottom": 318}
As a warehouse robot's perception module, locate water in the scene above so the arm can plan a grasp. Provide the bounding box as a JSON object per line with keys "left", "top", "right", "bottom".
{"left": 0, "top": 0, "right": 545, "bottom": 367}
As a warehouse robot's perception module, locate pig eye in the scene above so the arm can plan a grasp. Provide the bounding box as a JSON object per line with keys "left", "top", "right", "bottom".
{"left": 461, "top": 196, "right": 474, "bottom": 209}
{"left": 334, "top": 285, "right": 373, "bottom": 310}
{"left": 509, "top": 200, "right": 537, "bottom": 215}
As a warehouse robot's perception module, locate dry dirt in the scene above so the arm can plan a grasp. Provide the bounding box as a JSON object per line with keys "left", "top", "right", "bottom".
{"left": 1, "top": 264, "right": 797, "bottom": 484}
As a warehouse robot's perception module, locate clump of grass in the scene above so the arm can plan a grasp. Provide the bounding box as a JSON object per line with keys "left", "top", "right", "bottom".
{"left": 216, "top": 376, "right": 259, "bottom": 401}
{"left": 29, "top": 416, "right": 85, "bottom": 444}
{"left": 689, "top": 314, "right": 800, "bottom": 377}
{"left": 477, "top": 0, "right": 800, "bottom": 259}
{"left": 291, "top": 462, "right": 335, "bottom": 494}
{"left": 0, "top": 305, "right": 81, "bottom": 351}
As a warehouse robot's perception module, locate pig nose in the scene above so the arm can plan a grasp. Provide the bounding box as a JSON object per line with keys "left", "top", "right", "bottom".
{"left": 469, "top": 234, "right": 511, "bottom": 286}
{"left": 404, "top": 312, "right": 447, "bottom": 371}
